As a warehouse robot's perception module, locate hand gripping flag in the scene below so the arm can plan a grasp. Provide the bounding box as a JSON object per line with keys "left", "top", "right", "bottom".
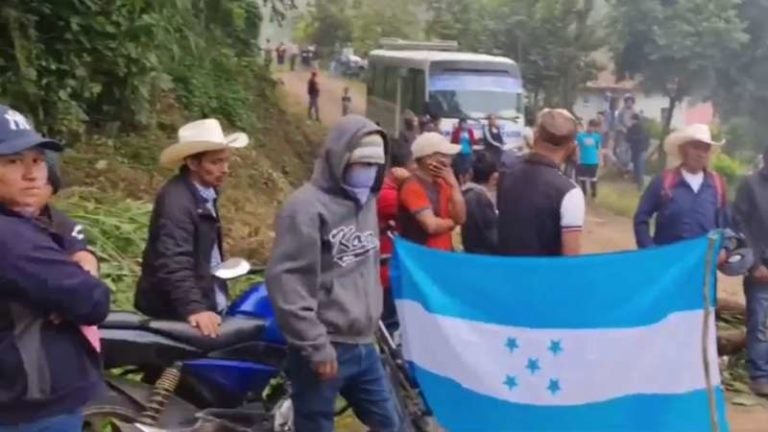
{"left": 391, "top": 234, "right": 727, "bottom": 432}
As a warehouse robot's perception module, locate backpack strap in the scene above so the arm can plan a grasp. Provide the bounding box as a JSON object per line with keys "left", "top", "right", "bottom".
{"left": 661, "top": 168, "right": 680, "bottom": 203}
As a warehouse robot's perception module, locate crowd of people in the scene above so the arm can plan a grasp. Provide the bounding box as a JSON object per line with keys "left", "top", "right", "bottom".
{"left": 262, "top": 39, "right": 318, "bottom": 72}
{"left": 1, "top": 93, "right": 767, "bottom": 431}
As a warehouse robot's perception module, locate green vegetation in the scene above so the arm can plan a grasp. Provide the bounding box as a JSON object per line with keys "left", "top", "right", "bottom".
{"left": 294, "top": 0, "right": 422, "bottom": 56}
{"left": 609, "top": 0, "right": 748, "bottom": 166}
{"left": 56, "top": 190, "right": 151, "bottom": 309}
{"left": 0, "top": 1, "right": 319, "bottom": 309}
{"left": 296, "top": 0, "right": 603, "bottom": 109}
{"left": 595, "top": 180, "right": 641, "bottom": 219}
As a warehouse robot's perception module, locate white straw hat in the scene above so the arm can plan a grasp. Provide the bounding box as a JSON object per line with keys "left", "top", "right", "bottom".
{"left": 663, "top": 124, "right": 723, "bottom": 169}
{"left": 159, "top": 119, "right": 249, "bottom": 168}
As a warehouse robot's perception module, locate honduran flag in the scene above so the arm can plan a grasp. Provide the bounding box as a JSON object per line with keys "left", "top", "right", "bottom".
{"left": 390, "top": 234, "right": 728, "bottom": 432}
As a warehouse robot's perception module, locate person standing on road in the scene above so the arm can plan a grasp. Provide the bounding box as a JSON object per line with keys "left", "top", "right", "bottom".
{"left": 576, "top": 119, "right": 603, "bottom": 199}
{"left": 266, "top": 116, "right": 401, "bottom": 432}
{"left": 341, "top": 87, "right": 352, "bottom": 117}
{"left": 399, "top": 132, "right": 467, "bottom": 251}
{"left": 626, "top": 113, "right": 650, "bottom": 190}
{"left": 450, "top": 117, "right": 476, "bottom": 178}
{"left": 135, "top": 119, "right": 249, "bottom": 337}
{"left": 396, "top": 110, "right": 419, "bottom": 161}
{"left": 0, "top": 105, "right": 111, "bottom": 431}
{"left": 633, "top": 124, "right": 728, "bottom": 249}
{"left": 733, "top": 147, "right": 768, "bottom": 396}
{"left": 496, "top": 108, "right": 585, "bottom": 257}
{"left": 482, "top": 114, "right": 506, "bottom": 162}
{"left": 308, "top": 71, "right": 320, "bottom": 122}
{"left": 263, "top": 38, "right": 274, "bottom": 68}
{"left": 461, "top": 151, "right": 499, "bottom": 254}
{"left": 288, "top": 41, "right": 299, "bottom": 72}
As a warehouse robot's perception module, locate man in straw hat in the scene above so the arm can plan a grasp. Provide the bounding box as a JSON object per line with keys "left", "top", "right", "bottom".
{"left": 0, "top": 105, "right": 110, "bottom": 430}
{"left": 733, "top": 147, "right": 768, "bottom": 396}
{"left": 266, "top": 115, "right": 400, "bottom": 432}
{"left": 496, "top": 108, "right": 585, "bottom": 257}
{"left": 135, "top": 119, "right": 248, "bottom": 337}
{"left": 634, "top": 123, "right": 728, "bottom": 249}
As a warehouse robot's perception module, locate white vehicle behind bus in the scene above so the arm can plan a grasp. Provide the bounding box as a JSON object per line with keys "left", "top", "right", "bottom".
{"left": 366, "top": 39, "right": 526, "bottom": 153}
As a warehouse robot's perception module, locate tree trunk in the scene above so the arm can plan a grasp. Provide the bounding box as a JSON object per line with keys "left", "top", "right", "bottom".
{"left": 657, "top": 95, "right": 679, "bottom": 169}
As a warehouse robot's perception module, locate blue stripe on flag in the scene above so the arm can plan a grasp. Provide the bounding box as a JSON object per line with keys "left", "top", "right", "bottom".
{"left": 390, "top": 234, "right": 720, "bottom": 329}
{"left": 414, "top": 364, "right": 729, "bottom": 432}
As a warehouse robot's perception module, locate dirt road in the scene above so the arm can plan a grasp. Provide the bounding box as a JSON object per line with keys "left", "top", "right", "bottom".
{"left": 277, "top": 70, "right": 768, "bottom": 430}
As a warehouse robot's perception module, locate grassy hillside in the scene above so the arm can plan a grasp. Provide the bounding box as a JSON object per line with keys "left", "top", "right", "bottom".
{"left": 54, "top": 86, "right": 324, "bottom": 309}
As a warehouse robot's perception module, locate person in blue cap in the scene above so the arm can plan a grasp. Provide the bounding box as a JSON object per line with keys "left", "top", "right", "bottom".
{"left": 0, "top": 105, "right": 111, "bottom": 431}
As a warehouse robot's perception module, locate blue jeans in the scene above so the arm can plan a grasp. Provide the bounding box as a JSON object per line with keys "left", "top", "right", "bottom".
{"left": 745, "top": 281, "right": 768, "bottom": 384}
{"left": 0, "top": 412, "right": 83, "bottom": 432}
{"left": 287, "top": 343, "right": 402, "bottom": 432}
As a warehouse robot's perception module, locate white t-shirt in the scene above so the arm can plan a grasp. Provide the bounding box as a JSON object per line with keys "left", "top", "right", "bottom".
{"left": 681, "top": 170, "right": 705, "bottom": 193}
{"left": 560, "top": 187, "right": 586, "bottom": 231}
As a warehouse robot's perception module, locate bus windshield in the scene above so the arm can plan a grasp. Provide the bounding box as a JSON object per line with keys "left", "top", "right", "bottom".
{"left": 427, "top": 70, "right": 524, "bottom": 120}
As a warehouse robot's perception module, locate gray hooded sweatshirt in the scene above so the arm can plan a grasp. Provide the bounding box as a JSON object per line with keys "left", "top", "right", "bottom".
{"left": 266, "top": 115, "right": 385, "bottom": 364}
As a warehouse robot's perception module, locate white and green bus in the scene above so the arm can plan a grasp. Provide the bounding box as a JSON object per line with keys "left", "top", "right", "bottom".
{"left": 366, "top": 39, "right": 525, "bottom": 150}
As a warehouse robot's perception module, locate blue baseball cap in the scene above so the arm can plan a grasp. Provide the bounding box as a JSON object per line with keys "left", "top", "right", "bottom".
{"left": 0, "top": 105, "right": 62, "bottom": 155}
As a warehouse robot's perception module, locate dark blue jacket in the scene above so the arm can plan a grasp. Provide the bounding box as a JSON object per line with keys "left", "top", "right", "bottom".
{"left": 0, "top": 206, "right": 110, "bottom": 424}
{"left": 733, "top": 168, "right": 768, "bottom": 268}
{"left": 634, "top": 170, "right": 728, "bottom": 248}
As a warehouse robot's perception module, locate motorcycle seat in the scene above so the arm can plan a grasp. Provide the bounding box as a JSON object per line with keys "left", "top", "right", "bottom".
{"left": 101, "top": 311, "right": 146, "bottom": 329}
{"left": 147, "top": 317, "right": 267, "bottom": 352}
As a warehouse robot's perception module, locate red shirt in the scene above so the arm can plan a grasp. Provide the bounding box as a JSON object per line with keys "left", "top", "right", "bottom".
{"left": 398, "top": 176, "right": 454, "bottom": 251}
{"left": 377, "top": 175, "right": 400, "bottom": 288}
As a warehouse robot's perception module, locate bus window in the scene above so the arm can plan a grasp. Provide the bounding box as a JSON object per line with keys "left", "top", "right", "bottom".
{"left": 367, "top": 65, "right": 376, "bottom": 97}
{"left": 383, "top": 66, "right": 398, "bottom": 103}
{"left": 373, "top": 66, "right": 387, "bottom": 99}
{"left": 401, "top": 70, "right": 414, "bottom": 114}
{"left": 428, "top": 70, "right": 524, "bottom": 121}
{"left": 410, "top": 69, "right": 426, "bottom": 114}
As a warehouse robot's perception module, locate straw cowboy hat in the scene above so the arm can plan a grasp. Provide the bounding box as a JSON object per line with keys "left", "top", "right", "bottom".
{"left": 663, "top": 123, "right": 723, "bottom": 169}
{"left": 159, "top": 119, "right": 249, "bottom": 168}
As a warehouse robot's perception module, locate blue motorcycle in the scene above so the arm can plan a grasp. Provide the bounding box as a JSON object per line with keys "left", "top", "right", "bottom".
{"left": 83, "top": 258, "right": 432, "bottom": 431}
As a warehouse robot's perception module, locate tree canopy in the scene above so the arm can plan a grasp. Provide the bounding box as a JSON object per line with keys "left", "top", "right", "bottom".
{"left": 0, "top": 0, "right": 291, "bottom": 140}
{"left": 608, "top": 0, "right": 747, "bottom": 159}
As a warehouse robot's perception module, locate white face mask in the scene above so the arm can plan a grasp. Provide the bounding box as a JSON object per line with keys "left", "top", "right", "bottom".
{"left": 343, "top": 164, "right": 379, "bottom": 204}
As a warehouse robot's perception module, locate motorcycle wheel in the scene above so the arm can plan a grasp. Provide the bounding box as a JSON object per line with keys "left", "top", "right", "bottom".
{"left": 82, "top": 404, "right": 141, "bottom": 432}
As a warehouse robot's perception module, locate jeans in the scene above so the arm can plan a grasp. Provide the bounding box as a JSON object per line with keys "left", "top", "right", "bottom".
{"left": 287, "top": 343, "right": 401, "bottom": 432}
{"left": 631, "top": 150, "right": 645, "bottom": 190}
{"left": 308, "top": 97, "right": 320, "bottom": 121}
{"left": 746, "top": 281, "right": 768, "bottom": 384}
{"left": 0, "top": 412, "right": 83, "bottom": 432}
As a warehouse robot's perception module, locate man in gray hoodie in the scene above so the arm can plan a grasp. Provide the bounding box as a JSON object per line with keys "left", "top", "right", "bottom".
{"left": 266, "top": 115, "right": 400, "bottom": 432}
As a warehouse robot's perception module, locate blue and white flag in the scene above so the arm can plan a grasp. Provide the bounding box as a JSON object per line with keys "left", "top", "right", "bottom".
{"left": 391, "top": 235, "right": 728, "bottom": 432}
